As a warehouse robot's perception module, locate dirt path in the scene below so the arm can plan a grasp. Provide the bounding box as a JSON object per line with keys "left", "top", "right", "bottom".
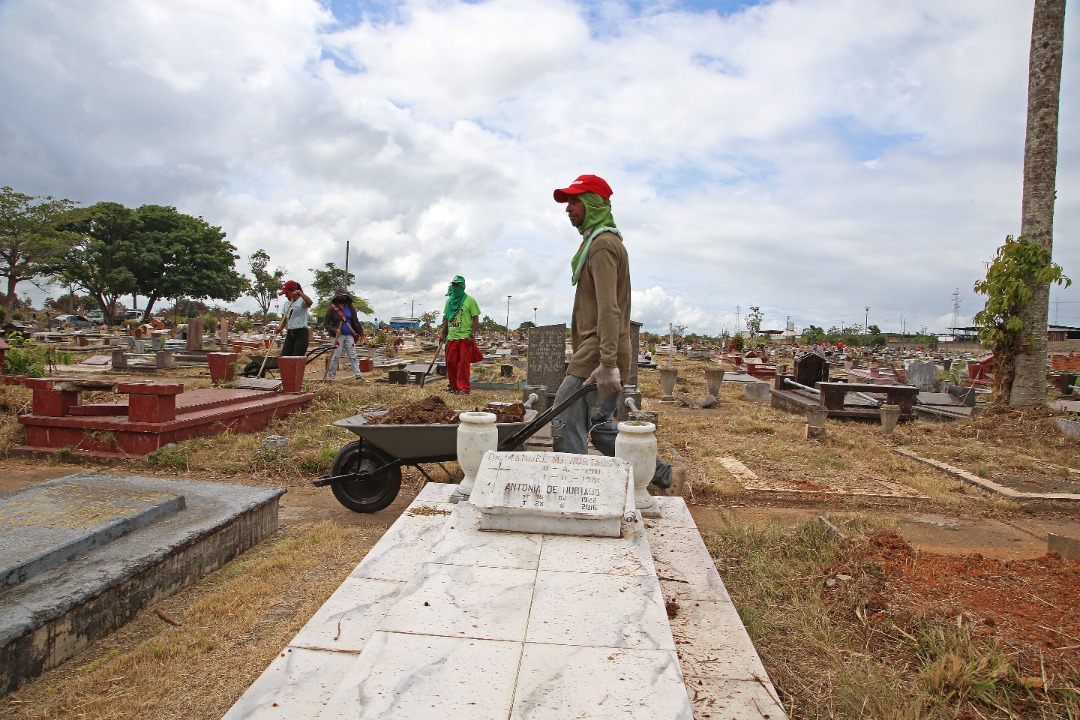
{"left": 689, "top": 503, "right": 1080, "bottom": 560}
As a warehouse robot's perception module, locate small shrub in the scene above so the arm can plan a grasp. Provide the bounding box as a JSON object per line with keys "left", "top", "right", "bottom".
{"left": 146, "top": 444, "right": 188, "bottom": 469}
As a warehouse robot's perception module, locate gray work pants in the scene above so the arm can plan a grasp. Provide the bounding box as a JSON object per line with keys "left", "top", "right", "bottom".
{"left": 550, "top": 374, "right": 672, "bottom": 486}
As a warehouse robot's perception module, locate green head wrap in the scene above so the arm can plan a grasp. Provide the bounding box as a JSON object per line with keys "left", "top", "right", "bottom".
{"left": 444, "top": 275, "right": 467, "bottom": 322}
{"left": 570, "top": 193, "right": 619, "bottom": 285}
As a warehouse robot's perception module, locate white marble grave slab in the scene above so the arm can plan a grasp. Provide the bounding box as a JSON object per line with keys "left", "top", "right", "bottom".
{"left": 538, "top": 520, "right": 655, "bottom": 577}
{"left": 512, "top": 644, "right": 693, "bottom": 719}
{"left": 649, "top": 525, "right": 732, "bottom": 602}
{"left": 470, "top": 451, "right": 633, "bottom": 537}
{"left": 349, "top": 511, "right": 452, "bottom": 582}
{"left": 425, "top": 502, "right": 542, "bottom": 570}
{"left": 526, "top": 570, "right": 674, "bottom": 650}
{"left": 379, "top": 562, "right": 536, "bottom": 642}
{"left": 221, "top": 646, "right": 359, "bottom": 720}
{"left": 322, "top": 632, "right": 521, "bottom": 720}
{"left": 289, "top": 577, "right": 403, "bottom": 653}
{"left": 669, "top": 598, "right": 770, "bottom": 681}
{"left": 683, "top": 676, "right": 785, "bottom": 720}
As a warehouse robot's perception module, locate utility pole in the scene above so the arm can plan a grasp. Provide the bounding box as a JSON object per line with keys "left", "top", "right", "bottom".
{"left": 506, "top": 295, "right": 512, "bottom": 333}
{"left": 864, "top": 306, "right": 869, "bottom": 334}
{"left": 951, "top": 288, "right": 960, "bottom": 338}
{"left": 533, "top": 307, "right": 537, "bottom": 325}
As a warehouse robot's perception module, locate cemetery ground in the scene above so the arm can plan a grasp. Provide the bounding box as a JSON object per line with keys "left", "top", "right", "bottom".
{"left": 0, "top": 361, "right": 1078, "bottom": 719}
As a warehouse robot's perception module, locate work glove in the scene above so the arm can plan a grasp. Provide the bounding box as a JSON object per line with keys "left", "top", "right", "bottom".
{"left": 587, "top": 364, "right": 622, "bottom": 396}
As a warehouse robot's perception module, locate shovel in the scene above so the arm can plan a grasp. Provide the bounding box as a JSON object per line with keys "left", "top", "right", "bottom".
{"left": 257, "top": 326, "right": 280, "bottom": 378}
{"left": 419, "top": 337, "right": 444, "bottom": 389}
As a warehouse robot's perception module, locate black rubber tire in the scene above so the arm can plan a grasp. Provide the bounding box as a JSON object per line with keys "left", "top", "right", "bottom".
{"left": 328, "top": 440, "right": 402, "bottom": 513}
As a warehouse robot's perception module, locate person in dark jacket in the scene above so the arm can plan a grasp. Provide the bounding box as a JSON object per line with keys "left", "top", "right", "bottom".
{"left": 323, "top": 288, "right": 366, "bottom": 381}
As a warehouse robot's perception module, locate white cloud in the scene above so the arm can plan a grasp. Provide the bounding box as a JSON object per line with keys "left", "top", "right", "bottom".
{"left": 1, "top": 0, "right": 1077, "bottom": 334}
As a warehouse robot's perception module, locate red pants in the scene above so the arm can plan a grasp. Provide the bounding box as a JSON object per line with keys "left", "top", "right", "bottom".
{"left": 446, "top": 339, "right": 473, "bottom": 392}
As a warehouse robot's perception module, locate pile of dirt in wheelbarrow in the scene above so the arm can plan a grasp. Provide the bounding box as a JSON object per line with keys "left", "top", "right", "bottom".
{"left": 365, "top": 396, "right": 526, "bottom": 425}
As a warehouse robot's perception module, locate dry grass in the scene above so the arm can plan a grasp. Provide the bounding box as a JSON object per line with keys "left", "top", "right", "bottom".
{"left": 0, "top": 521, "right": 381, "bottom": 720}
{"left": 641, "top": 362, "right": 981, "bottom": 507}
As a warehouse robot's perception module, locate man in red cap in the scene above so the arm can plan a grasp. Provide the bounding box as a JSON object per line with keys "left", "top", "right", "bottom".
{"left": 275, "top": 279, "right": 313, "bottom": 356}
{"left": 550, "top": 174, "right": 681, "bottom": 492}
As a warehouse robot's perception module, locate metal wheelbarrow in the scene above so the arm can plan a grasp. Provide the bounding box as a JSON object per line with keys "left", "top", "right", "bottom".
{"left": 314, "top": 384, "right": 596, "bottom": 512}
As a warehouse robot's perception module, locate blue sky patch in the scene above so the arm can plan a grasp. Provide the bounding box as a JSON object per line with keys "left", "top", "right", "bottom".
{"left": 826, "top": 116, "right": 921, "bottom": 162}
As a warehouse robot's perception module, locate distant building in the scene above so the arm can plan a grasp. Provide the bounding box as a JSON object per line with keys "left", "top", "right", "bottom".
{"left": 1048, "top": 325, "right": 1080, "bottom": 341}
{"left": 388, "top": 316, "right": 420, "bottom": 330}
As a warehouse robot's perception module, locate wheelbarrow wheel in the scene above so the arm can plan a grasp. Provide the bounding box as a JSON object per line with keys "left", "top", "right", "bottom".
{"left": 329, "top": 441, "right": 402, "bottom": 513}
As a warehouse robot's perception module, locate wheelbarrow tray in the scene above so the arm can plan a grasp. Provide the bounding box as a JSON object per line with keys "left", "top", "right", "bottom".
{"left": 332, "top": 414, "right": 529, "bottom": 462}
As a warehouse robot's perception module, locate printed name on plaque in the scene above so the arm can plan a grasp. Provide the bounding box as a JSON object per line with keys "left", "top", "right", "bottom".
{"left": 472, "top": 451, "right": 629, "bottom": 517}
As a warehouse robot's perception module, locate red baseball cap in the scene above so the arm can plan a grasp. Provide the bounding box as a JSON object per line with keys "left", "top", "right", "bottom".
{"left": 553, "top": 174, "right": 613, "bottom": 203}
{"left": 279, "top": 280, "right": 300, "bottom": 296}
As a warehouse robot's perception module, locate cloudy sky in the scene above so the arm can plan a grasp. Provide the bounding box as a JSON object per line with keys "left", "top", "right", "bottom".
{"left": 1, "top": 0, "right": 1077, "bottom": 336}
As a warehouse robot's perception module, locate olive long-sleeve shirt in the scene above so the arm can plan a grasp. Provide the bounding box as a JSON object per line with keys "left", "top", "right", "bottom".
{"left": 567, "top": 230, "right": 632, "bottom": 379}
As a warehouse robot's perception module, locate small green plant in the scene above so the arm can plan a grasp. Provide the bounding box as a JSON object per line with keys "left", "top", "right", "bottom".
{"left": 974, "top": 235, "right": 1071, "bottom": 402}
{"left": 146, "top": 443, "right": 189, "bottom": 469}
{"left": 3, "top": 332, "right": 46, "bottom": 377}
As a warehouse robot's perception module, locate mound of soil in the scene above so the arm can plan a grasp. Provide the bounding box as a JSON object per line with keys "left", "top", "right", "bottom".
{"left": 366, "top": 396, "right": 526, "bottom": 425}
{"left": 825, "top": 531, "right": 1080, "bottom": 681}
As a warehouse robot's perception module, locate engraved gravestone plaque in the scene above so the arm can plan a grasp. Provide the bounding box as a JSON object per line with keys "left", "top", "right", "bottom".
{"left": 470, "top": 451, "right": 632, "bottom": 537}
{"left": 527, "top": 324, "right": 567, "bottom": 399}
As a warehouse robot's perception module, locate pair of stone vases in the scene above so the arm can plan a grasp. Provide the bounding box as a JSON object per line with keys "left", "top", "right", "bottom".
{"left": 454, "top": 412, "right": 659, "bottom": 515}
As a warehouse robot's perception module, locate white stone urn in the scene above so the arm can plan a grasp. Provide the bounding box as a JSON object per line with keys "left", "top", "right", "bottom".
{"left": 615, "top": 420, "right": 659, "bottom": 516}
{"left": 659, "top": 368, "right": 678, "bottom": 401}
{"left": 456, "top": 411, "right": 498, "bottom": 497}
{"left": 879, "top": 404, "right": 901, "bottom": 434}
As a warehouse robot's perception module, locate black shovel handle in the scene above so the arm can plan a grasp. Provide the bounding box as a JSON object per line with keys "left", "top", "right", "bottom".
{"left": 498, "top": 382, "right": 598, "bottom": 451}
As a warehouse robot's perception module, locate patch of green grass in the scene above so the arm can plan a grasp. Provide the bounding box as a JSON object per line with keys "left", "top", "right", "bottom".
{"left": 146, "top": 443, "right": 189, "bottom": 470}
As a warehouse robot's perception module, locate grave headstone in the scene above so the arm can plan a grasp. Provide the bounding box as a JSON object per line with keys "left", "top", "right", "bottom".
{"left": 527, "top": 324, "right": 567, "bottom": 409}
{"left": 186, "top": 317, "right": 204, "bottom": 351}
{"left": 906, "top": 359, "right": 938, "bottom": 391}
{"left": 628, "top": 320, "right": 641, "bottom": 388}
{"left": 744, "top": 382, "right": 770, "bottom": 402}
{"left": 794, "top": 352, "right": 829, "bottom": 388}
{"left": 470, "top": 451, "right": 633, "bottom": 537}
{"left": 218, "top": 317, "right": 229, "bottom": 348}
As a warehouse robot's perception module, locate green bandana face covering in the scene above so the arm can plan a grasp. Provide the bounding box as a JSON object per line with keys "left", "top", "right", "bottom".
{"left": 444, "top": 276, "right": 466, "bottom": 322}
{"left": 569, "top": 193, "right": 619, "bottom": 285}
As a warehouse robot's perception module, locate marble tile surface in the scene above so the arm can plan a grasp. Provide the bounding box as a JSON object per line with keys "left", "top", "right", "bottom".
{"left": 538, "top": 521, "right": 655, "bottom": 577}
{"left": 648, "top": 496, "right": 697, "bottom": 528}
{"left": 527, "top": 570, "right": 674, "bottom": 650}
{"left": 221, "top": 646, "right": 359, "bottom": 720}
{"left": 289, "top": 577, "right": 404, "bottom": 653}
{"left": 322, "top": 632, "right": 521, "bottom": 720}
{"left": 380, "top": 562, "right": 536, "bottom": 642}
{"left": 683, "top": 676, "right": 785, "bottom": 720}
{"left": 669, "top": 599, "right": 770, "bottom": 681}
{"left": 427, "top": 502, "right": 543, "bottom": 570}
{"left": 349, "top": 512, "right": 452, "bottom": 582}
{"left": 647, "top": 526, "right": 731, "bottom": 602}
{"left": 512, "top": 643, "right": 693, "bottom": 719}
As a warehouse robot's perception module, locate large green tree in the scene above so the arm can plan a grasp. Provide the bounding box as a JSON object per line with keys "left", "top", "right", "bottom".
{"left": 50, "top": 202, "right": 139, "bottom": 323}
{"left": 0, "top": 187, "right": 79, "bottom": 314}
{"left": 1009, "top": 0, "right": 1067, "bottom": 406}
{"left": 309, "top": 262, "right": 373, "bottom": 316}
{"left": 123, "top": 205, "right": 248, "bottom": 321}
{"left": 247, "top": 249, "right": 286, "bottom": 322}
{"left": 52, "top": 204, "right": 247, "bottom": 323}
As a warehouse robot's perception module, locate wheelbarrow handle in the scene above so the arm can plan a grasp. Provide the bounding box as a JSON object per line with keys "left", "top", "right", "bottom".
{"left": 498, "top": 382, "right": 598, "bottom": 451}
